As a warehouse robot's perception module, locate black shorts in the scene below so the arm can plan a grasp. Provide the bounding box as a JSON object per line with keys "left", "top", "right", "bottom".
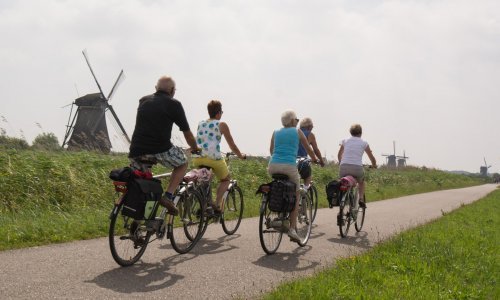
{"left": 297, "top": 158, "right": 312, "bottom": 179}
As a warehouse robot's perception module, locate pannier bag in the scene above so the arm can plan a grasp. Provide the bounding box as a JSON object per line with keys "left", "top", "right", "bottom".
{"left": 326, "top": 180, "right": 341, "bottom": 207}
{"left": 122, "top": 178, "right": 163, "bottom": 220}
{"left": 268, "top": 180, "right": 296, "bottom": 212}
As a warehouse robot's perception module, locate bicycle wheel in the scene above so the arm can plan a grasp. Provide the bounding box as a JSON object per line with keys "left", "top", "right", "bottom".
{"left": 170, "top": 189, "right": 205, "bottom": 254}
{"left": 109, "top": 203, "right": 152, "bottom": 266}
{"left": 258, "top": 196, "right": 283, "bottom": 254}
{"left": 338, "top": 191, "right": 352, "bottom": 238}
{"left": 222, "top": 185, "right": 244, "bottom": 235}
{"left": 308, "top": 184, "right": 319, "bottom": 223}
{"left": 296, "top": 190, "right": 313, "bottom": 246}
{"left": 355, "top": 193, "right": 366, "bottom": 232}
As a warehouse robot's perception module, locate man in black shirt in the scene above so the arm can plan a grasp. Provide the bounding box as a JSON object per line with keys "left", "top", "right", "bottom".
{"left": 129, "top": 76, "right": 198, "bottom": 215}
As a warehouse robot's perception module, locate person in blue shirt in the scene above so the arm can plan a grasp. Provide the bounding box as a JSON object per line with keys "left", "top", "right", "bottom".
{"left": 268, "top": 110, "right": 318, "bottom": 242}
{"left": 297, "top": 117, "right": 325, "bottom": 187}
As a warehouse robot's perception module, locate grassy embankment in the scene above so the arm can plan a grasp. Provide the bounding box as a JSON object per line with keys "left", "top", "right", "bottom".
{"left": 264, "top": 189, "right": 500, "bottom": 299}
{"left": 0, "top": 149, "right": 487, "bottom": 250}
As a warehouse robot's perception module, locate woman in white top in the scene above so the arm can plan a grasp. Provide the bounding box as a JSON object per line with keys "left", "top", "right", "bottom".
{"left": 193, "top": 100, "right": 246, "bottom": 213}
{"left": 337, "top": 124, "right": 377, "bottom": 207}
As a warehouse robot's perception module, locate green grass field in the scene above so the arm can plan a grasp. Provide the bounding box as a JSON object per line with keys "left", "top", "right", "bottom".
{"left": 0, "top": 149, "right": 487, "bottom": 250}
{"left": 264, "top": 189, "right": 500, "bottom": 299}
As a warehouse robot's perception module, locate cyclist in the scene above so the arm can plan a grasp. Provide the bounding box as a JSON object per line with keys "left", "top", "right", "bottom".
{"left": 268, "top": 110, "right": 318, "bottom": 242}
{"left": 192, "top": 100, "right": 246, "bottom": 214}
{"left": 128, "top": 76, "right": 199, "bottom": 215}
{"left": 337, "top": 124, "right": 377, "bottom": 208}
{"left": 297, "top": 117, "right": 325, "bottom": 186}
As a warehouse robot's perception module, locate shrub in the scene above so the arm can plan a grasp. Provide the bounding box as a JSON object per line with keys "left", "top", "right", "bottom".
{"left": 0, "top": 134, "right": 29, "bottom": 150}
{"left": 32, "top": 132, "right": 61, "bottom": 151}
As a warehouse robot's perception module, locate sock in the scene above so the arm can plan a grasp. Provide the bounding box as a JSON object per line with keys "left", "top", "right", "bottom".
{"left": 164, "top": 192, "right": 174, "bottom": 201}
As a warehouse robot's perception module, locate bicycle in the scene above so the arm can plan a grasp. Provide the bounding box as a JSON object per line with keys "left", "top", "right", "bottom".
{"left": 336, "top": 175, "right": 367, "bottom": 238}
{"left": 191, "top": 152, "right": 244, "bottom": 237}
{"left": 257, "top": 174, "right": 313, "bottom": 255}
{"left": 296, "top": 157, "right": 319, "bottom": 223}
{"left": 108, "top": 158, "right": 205, "bottom": 267}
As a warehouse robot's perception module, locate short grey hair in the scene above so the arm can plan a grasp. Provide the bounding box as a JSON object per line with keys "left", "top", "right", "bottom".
{"left": 156, "top": 76, "right": 176, "bottom": 94}
{"left": 299, "top": 117, "right": 313, "bottom": 128}
{"left": 281, "top": 110, "right": 297, "bottom": 127}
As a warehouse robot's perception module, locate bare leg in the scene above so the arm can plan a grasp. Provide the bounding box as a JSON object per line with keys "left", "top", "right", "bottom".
{"left": 215, "top": 177, "right": 231, "bottom": 209}
{"left": 358, "top": 180, "right": 365, "bottom": 203}
{"left": 166, "top": 162, "right": 188, "bottom": 194}
{"left": 289, "top": 190, "right": 300, "bottom": 229}
{"left": 304, "top": 175, "right": 312, "bottom": 187}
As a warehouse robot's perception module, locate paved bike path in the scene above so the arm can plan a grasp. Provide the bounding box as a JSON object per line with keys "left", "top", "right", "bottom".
{"left": 0, "top": 184, "right": 497, "bottom": 299}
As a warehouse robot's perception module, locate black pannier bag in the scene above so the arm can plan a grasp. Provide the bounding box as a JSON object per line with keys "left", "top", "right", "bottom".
{"left": 326, "top": 180, "right": 341, "bottom": 208}
{"left": 268, "top": 180, "right": 296, "bottom": 212}
{"left": 122, "top": 178, "right": 163, "bottom": 220}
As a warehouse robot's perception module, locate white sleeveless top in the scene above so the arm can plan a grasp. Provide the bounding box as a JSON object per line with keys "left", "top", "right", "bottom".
{"left": 340, "top": 136, "right": 368, "bottom": 166}
{"left": 196, "top": 119, "right": 222, "bottom": 160}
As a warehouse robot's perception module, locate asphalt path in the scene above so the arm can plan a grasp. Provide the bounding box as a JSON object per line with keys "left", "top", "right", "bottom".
{"left": 0, "top": 184, "right": 497, "bottom": 299}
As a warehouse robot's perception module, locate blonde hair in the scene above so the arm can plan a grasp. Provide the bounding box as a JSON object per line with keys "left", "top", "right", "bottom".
{"left": 299, "top": 117, "right": 313, "bottom": 128}
{"left": 155, "top": 76, "right": 176, "bottom": 94}
{"left": 281, "top": 110, "right": 297, "bottom": 127}
{"left": 350, "top": 124, "right": 362, "bottom": 136}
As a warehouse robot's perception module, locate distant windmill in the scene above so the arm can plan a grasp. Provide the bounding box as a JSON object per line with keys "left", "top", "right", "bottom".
{"left": 62, "top": 50, "right": 130, "bottom": 153}
{"left": 480, "top": 157, "right": 492, "bottom": 176}
{"left": 382, "top": 141, "right": 409, "bottom": 168}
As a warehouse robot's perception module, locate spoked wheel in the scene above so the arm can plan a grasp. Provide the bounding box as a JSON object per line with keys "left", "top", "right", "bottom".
{"left": 221, "top": 185, "right": 244, "bottom": 235}
{"left": 355, "top": 193, "right": 366, "bottom": 232}
{"left": 308, "top": 184, "right": 319, "bottom": 223}
{"left": 296, "top": 191, "right": 313, "bottom": 246}
{"left": 109, "top": 204, "right": 152, "bottom": 267}
{"left": 170, "top": 189, "right": 205, "bottom": 254}
{"left": 338, "top": 192, "right": 352, "bottom": 238}
{"left": 258, "top": 196, "right": 283, "bottom": 254}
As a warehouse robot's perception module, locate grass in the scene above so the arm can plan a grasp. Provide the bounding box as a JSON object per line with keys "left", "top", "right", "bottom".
{"left": 263, "top": 189, "right": 500, "bottom": 300}
{"left": 0, "top": 149, "right": 488, "bottom": 250}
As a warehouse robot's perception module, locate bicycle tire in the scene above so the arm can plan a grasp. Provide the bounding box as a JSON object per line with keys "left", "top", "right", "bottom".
{"left": 170, "top": 189, "right": 205, "bottom": 254}
{"left": 338, "top": 191, "right": 352, "bottom": 238}
{"left": 258, "top": 195, "right": 283, "bottom": 255}
{"left": 296, "top": 190, "right": 313, "bottom": 246}
{"left": 109, "top": 203, "right": 151, "bottom": 267}
{"left": 355, "top": 193, "right": 366, "bottom": 232}
{"left": 221, "top": 185, "right": 244, "bottom": 235}
{"left": 308, "top": 184, "right": 319, "bottom": 223}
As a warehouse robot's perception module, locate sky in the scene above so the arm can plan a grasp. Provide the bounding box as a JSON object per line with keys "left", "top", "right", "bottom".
{"left": 0, "top": 0, "right": 499, "bottom": 173}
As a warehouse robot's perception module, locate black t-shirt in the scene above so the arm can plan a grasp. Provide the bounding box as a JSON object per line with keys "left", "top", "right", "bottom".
{"left": 128, "top": 91, "right": 190, "bottom": 157}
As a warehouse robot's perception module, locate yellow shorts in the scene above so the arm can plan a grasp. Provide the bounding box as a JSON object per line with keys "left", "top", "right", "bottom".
{"left": 192, "top": 157, "right": 229, "bottom": 180}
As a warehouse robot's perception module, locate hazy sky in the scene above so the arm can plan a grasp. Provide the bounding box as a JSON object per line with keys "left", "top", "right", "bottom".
{"left": 1, "top": 0, "right": 499, "bottom": 173}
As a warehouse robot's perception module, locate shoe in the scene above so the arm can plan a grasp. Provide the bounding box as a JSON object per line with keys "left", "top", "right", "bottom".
{"left": 159, "top": 195, "right": 178, "bottom": 216}
{"left": 212, "top": 204, "right": 222, "bottom": 215}
{"left": 288, "top": 228, "right": 301, "bottom": 242}
{"left": 359, "top": 201, "right": 367, "bottom": 209}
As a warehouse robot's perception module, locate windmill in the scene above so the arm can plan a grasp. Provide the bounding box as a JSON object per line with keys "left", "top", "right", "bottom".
{"left": 480, "top": 157, "right": 491, "bottom": 176}
{"left": 62, "top": 50, "right": 130, "bottom": 153}
{"left": 397, "top": 150, "right": 409, "bottom": 168}
{"left": 382, "top": 141, "right": 409, "bottom": 168}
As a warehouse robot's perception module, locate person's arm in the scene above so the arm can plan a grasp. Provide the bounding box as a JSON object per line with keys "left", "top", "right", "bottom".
{"left": 183, "top": 130, "right": 199, "bottom": 152}
{"left": 365, "top": 145, "right": 377, "bottom": 168}
{"left": 337, "top": 144, "right": 344, "bottom": 164}
{"left": 219, "top": 122, "right": 245, "bottom": 159}
{"left": 298, "top": 129, "right": 317, "bottom": 162}
{"left": 269, "top": 132, "right": 275, "bottom": 155}
{"left": 308, "top": 132, "right": 325, "bottom": 167}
